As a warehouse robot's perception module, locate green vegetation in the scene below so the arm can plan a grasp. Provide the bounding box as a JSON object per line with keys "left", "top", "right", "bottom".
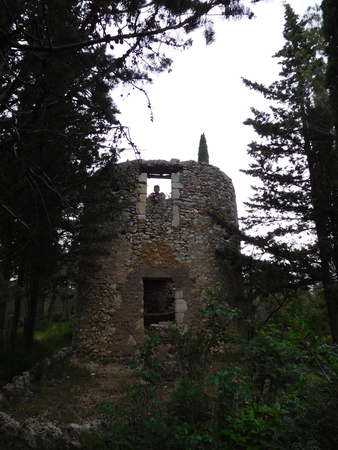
{"left": 0, "top": 319, "right": 73, "bottom": 386}
{"left": 95, "top": 287, "right": 338, "bottom": 449}
{"left": 1, "top": 287, "right": 337, "bottom": 449}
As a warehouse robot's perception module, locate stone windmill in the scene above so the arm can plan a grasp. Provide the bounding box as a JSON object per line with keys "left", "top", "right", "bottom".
{"left": 73, "top": 159, "right": 242, "bottom": 357}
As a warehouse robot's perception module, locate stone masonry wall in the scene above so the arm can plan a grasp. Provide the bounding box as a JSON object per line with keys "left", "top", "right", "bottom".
{"left": 73, "top": 159, "right": 242, "bottom": 357}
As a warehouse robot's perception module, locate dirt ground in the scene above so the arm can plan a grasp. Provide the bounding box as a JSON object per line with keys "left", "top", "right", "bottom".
{"left": 67, "top": 355, "right": 136, "bottom": 418}
{"left": 0, "top": 354, "right": 138, "bottom": 428}
{"left": 0, "top": 346, "right": 174, "bottom": 429}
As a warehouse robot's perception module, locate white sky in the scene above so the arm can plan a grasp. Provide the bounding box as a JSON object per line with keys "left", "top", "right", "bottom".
{"left": 117, "top": 0, "right": 319, "bottom": 216}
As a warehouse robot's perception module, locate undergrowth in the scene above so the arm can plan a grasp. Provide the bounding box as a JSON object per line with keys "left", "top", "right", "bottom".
{"left": 97, "top": 286, "right": 338, "bottom": 450}
{"left": 0, "top": 319, "right": 73, "bottom": 386}
{"left": 1, "top": 286, "right": 338, "bottom": 449}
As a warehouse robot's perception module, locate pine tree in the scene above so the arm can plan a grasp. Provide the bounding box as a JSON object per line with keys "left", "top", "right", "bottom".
{"left": 198, "top": 133, "right": 209, "bottom": 164}
{"left": 241, "top": 5, "right": 338, "bottom": 342}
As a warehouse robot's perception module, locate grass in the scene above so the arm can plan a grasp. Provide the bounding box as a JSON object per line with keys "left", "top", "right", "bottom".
{"left": 0, "top": 319, "right": 73, "bottom": 386}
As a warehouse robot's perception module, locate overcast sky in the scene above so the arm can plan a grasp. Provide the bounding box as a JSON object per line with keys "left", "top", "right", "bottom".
{"left": 117, "top": 0, "right": 319, "bottom": 217}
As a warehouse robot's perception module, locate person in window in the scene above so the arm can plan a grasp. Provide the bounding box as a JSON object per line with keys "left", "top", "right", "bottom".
{"left": 148, "top": 185, "right": 166, "bottom": 202}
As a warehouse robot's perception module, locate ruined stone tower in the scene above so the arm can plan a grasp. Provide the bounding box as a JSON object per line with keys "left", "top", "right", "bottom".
{"left": 73, "top": 159, "right": 241, "bottom": 357}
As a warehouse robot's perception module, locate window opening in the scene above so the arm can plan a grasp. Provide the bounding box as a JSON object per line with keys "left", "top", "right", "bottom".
{"left": 147, "top": 177, "right": 171, "bottom": 199}
{"left": 143, "top": 278, "right": 175, "bottom": 328}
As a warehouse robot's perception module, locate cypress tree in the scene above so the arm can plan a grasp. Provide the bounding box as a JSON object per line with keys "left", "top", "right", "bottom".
{"left": 198, "top": 133, "right": 209, "bottom": 164}
{"left": 241, "top": 5, "right": 338, "bottom": 342}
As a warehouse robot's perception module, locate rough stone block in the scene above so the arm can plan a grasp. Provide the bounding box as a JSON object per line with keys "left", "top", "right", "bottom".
{"left": 0, "top": 412, "right": 19, "bottom": 437}
{"left": 175, "top": 312, "right": 184, "bottom": 324}
{"left": 171, "top": 172, "right": 180, "bottom": 182}
{"left": 104, "top": 323, "right": 116, "bottom": 334}
{"left": 136, "top": 203, "right": 146, "bottom": 215}
{"left": 135, "top": 184, "right": 147, "bottom": 195}
{"left": 172, "top": 188, "right": 180, "bottom": 199}
{"left": 127, "top": 335, "right": 136, "bottom": 346}
{"left": 172, "top": 206, "right": 179, "bottom": 227}
{"left": 135, "top": 318, "right": 143, "bottom": 331}
{"left": 138, "top": 173, "right": 148, "bottom": 183}
{"left": 175, "top": 290, "right": 183, "bottom": 299}
{"left": 175, "top": 299, "right": 187, "bottom": 313}
{"left": 172, "top": 182, "right": 183, "bottom": 189}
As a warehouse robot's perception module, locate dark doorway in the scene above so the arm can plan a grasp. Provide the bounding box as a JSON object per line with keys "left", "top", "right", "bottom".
{"left": 143, "top": 278, "right": 175, "bottom": 328}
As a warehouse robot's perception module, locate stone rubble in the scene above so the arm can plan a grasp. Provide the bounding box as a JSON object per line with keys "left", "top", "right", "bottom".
{"left": 0, "top": 347, "right": 107, "bottom": 449}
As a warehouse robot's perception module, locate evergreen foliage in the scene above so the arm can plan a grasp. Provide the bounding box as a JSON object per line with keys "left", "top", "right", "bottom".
{"left": 240, "top": 5, "right": 338, "bottom": 342}
{"left": 198, "top": 133, "right": 209, "bottom": 164}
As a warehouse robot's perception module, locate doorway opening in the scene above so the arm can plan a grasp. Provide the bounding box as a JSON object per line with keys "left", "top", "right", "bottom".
{"left": 143, "top": 278, "right": 175, "bottom": 328}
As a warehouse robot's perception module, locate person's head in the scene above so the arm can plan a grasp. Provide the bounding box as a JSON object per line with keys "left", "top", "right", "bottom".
{"left": 154, "top": 185, "right": 160, "bottom": 193}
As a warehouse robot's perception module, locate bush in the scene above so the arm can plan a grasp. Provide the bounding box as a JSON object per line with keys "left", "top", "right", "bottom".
{"left": 169, "top": 284, "right": 242, "bottom": 380}
{"left": 100, "top": 291, "right": 338, "bottom": 449}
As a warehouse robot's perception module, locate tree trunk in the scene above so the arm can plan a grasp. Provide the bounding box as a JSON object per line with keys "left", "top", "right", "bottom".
{"left": 0, "top": 250, "right": 11, "bottom": 337}
{"left": 9, "top": 259, "right": 25, "bottom": 349}
{"left": 315, "top": 221, "right": 338, "bottom": 343}
{"left": 23, "top": 277, "right": 39, "bottom": 349}
{"left": 305, "top": 121, "right": 338, "bottom": 342}
{"left": 47, "top": 289, "right": 56, "bottom": 320}
{"left": 36, "top": 295, "right": 45, "bottom": 318}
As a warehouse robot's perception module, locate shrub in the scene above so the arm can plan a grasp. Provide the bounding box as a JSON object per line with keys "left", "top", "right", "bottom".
{"left": 101, "top": 290, "right": 338, "bottom": 449}
{"left": 169, "top": 284, "right": 242, "bottom": 380}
